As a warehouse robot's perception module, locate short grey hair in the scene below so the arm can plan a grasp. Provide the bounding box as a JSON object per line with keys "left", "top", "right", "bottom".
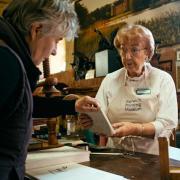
{"left": 114, "top": 24, "right": 155, "bottom": 59}
{"left": 3, "top": 0, "right": 79, "bottom": 40}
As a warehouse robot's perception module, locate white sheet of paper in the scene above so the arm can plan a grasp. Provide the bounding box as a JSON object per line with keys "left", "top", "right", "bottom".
{"left": 28, "top": 163, "right": 127, "bottom": 180}
{"left": 169, "top": 146, "right": 180, "bottom": 161}
{"left": 26, "top": 146, "right": 90, "bottom": 170}
{"left": 85, "top": 108, "right": 115, "bottom": 136}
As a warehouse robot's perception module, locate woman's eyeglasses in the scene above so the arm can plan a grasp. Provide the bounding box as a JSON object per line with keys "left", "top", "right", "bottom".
{"left": 119, "top": 46, "right": 147, "bottom": 57}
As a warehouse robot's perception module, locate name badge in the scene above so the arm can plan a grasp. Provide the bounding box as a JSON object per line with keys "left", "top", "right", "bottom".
{"left": 136, "top": 88, "right": 151, "bottom": 95}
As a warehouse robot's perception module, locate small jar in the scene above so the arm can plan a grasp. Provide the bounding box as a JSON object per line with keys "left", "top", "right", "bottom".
{"left": 66, "top": 115, "right": 76, "bottom": 136}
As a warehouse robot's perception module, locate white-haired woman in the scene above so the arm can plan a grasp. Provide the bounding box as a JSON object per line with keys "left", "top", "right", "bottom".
{"left": 79, "top": 24, "right": 178, "bottom": 155}
{"left": 0, "top": 0, "right": 99, "bottom": 179}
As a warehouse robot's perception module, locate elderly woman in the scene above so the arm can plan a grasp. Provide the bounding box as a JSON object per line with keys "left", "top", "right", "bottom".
{"left": 0, "top": 0, "right": 99, "bottom": 179}
{"left": 79, "top": 24, "right": 178, "bottom": 155}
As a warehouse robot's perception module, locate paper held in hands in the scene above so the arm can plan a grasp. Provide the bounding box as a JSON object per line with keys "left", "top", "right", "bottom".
{"left": 85, "top": 108, "right": 115, "bottom": 136}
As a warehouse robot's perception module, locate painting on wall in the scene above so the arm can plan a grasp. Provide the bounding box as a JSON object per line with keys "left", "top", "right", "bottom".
{"left": 177, "top": 49, "right": 180, "bottom": 61}
{"left": 75, "top": 1, "right": 180, "bottom": 62}
{"left": 159, "top": 60, "right": 173, "bottom": 75}
{"left": 176, "top": 61, "right": 180, "bottom": 92}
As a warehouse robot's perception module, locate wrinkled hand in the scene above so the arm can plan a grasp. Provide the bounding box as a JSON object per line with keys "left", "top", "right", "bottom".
{"left": 112, "top": 122, "right": 138, "bottom": 137}
{"left": 78, "top": 113, "right": 93, "bottom": 129}
{"left": 75, "top": 96, "right": 99, "bottom": 113}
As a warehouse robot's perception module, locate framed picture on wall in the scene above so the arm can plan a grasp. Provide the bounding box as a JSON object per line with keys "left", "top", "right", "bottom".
{"left": 176, "top": 61, "right": 180, "bottom": 92}
{"left": 159, "top": 60, "right": 172, "bottom": 75}
{"left": 177, "top": 49, "right": 180, "bottom": 61}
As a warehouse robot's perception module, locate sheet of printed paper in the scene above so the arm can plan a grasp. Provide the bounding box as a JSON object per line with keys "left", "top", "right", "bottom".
{"left": 27, "top": 163, "right": 127, "bottom": 180}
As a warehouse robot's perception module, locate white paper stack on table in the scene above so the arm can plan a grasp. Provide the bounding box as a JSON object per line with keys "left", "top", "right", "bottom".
{"left": 85, "top": 108, "right": 115, "bottom": 136}
{"left": 26, "top": 146, "right": 90, "bottom": 172}
{"left": 26, "top": 144, "right": 127, "bottom": 180}
{"left": 26, "top": 163, "right": 127, "bottom": 180}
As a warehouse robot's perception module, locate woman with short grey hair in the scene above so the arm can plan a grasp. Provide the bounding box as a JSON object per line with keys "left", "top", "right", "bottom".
{"left": 114, "top": 24, "right": 155, "bottom": 60}
{"left": 3, "top": 0, "right": 79, "bottom": 39}
{"left": 0, "top": 0, "right": 99, "bottom": 179}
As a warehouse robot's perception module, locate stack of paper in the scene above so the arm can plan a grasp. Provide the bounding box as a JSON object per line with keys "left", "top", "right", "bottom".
{"left": 26, "top": 146, "right": 90, "bottom": 171}
{"left": 26, "top": 163, "right": 127, "bottom": 180}
{"left": 58, "top": 138, "right": 86, "bottom": 146}
{"left": 28, "top": 138, "right": 43, "bottom": 151}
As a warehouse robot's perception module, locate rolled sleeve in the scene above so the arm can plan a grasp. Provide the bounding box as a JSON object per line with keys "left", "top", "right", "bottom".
{"left": 151, "top": 74, "right": 178, "bottom": 138}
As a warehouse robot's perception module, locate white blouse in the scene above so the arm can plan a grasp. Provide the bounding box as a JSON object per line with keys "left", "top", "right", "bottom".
{"left": 96, "top": 63, "right": 178, "bottom": 154}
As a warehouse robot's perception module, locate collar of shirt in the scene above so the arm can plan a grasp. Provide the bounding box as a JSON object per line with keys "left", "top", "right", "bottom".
{"left": 123, "top": 62, "right": 153, "bottom": 86}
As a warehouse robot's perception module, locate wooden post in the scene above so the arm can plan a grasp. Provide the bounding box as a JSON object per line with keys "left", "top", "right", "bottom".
{"left": 47, "top": 118, "right": 58, "bottom": 145}
{"left": 158, "top": 137, "right": 170, "bottom": 180}
{"left": 42, "top": 58, "right": 60, "bottom": 145}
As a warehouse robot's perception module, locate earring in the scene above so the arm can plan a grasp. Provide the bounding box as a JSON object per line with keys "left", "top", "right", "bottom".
{"left": 145, "top": 57, "right": 150, "bottom": 62}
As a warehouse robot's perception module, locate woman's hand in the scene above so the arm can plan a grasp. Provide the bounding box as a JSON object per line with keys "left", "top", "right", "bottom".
{"left": 75, "top": 96, "right": 99, "bottom": 113}
{"left": 78, "top": 113, "right": 93, "bottom": 129}
{"left": 112, "top": 122, "right": 139, "bottom": 137}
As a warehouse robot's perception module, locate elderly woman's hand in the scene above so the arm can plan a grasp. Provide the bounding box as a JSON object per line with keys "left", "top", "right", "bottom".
{"left": 75, "top": 96, "right": 99, "bottom": 113}
{"left": 112, "top": 122, "right": 140, "bottom": 137}
{"left": 78, "top": 113, "right": 93, "bottom": 129}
